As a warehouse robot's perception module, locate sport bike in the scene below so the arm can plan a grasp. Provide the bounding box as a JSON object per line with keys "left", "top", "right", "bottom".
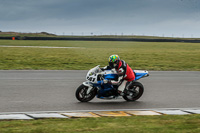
{"left": 76, "top": 65, "right": 149, "bottom": 102}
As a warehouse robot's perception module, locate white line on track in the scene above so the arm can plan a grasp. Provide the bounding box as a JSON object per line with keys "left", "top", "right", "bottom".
{"left": 0, "top": 45, "right": 82, "bottom": 49}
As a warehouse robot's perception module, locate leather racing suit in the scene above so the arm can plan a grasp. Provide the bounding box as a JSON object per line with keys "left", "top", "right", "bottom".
{"left": 102, "top": 60, "right": 135, "bottom": 95}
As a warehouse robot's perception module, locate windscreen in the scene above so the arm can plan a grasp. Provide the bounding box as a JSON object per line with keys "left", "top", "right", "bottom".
{"left": 86, "top": 66, "right": 102, "bottom": 77}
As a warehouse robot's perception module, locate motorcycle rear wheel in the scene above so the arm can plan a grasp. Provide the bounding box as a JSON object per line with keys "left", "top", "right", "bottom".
{"left": 123, "top": 82, "right": 144, "bottom": 101}
{"left": 75, "top": 84, "right": 97, "bottom": 102}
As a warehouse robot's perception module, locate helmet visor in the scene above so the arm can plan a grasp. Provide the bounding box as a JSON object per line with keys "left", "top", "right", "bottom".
{"left": 109, "top": 61, "right": 118, "bottom": 68}
{"left": 109, "top": 62, "right": 114, "bottom": 68}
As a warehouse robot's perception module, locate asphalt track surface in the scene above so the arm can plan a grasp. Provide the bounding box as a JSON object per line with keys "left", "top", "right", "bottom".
{"left": 0, "top": 70, "right": 199, "bottom": 113}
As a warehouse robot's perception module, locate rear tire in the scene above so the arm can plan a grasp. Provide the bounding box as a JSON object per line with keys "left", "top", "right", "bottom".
{"left": 75, "top": 84, "right": 97, "bottom": 102}
{"left": 123, "top": 82, "right": 144, "bottom": 101}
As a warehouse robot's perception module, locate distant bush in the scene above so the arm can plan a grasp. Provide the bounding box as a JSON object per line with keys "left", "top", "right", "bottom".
{"left": 40, "top": 32, "right": 55, "bottom": 36}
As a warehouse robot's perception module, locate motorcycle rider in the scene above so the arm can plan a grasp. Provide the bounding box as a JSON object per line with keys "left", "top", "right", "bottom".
{"left": 101, "top": 55, "right": 135, "bottom": 96}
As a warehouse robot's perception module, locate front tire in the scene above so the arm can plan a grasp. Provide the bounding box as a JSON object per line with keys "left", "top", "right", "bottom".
{"left": 75, "top": 84, "right": 97, "bottom": 102}
{"left": 123, "top": 82, "right": 144, "bottom": 101}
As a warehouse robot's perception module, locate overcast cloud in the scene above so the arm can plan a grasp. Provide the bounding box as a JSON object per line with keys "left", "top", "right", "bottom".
{"left": 0, "top": 0, "right": 200, "bottom": 37}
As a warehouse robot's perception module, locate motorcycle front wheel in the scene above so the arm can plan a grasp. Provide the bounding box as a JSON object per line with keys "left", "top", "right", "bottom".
{"left": 123, "top": 82, "right": 144, "bottom": 101}
{"left": 75, "top": 84, "right": 97, "bottom": 102}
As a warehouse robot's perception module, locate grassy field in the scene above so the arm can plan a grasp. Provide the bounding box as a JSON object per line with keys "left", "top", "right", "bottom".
{"left": 0, "top": 40, "right": 199, "bottom": 70}
{"left": 1, "top": 32, "right": 200, "bottom": 40}
{"left": 0, "top": 115, "right": 200, "bottom": 133}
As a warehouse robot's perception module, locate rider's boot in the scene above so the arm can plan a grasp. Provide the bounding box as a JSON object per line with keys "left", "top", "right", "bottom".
{"left": 117, "top": 80, "right": 127, "bottom": 96}
{"left": 118, "top": 90, "right": 124, "bottom": 96}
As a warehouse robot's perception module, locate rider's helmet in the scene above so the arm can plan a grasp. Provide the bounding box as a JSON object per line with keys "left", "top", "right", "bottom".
{"left": 108, "top": 55, "right": 120, "bottom": 68}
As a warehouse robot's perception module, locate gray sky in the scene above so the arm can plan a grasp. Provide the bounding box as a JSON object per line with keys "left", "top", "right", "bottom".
{"left": 0, "top": 0, "right": 200, "bottom": 37}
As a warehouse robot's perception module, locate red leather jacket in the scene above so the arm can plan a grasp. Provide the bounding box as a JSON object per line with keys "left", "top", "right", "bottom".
{"left": 116, "top": 60, "right": 135, "bottom": 82}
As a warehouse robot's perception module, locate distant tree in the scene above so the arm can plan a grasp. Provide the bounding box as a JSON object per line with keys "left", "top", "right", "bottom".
{"left": 40, "top": 32, "right": 56, "bottom": 36}
{"left": 41, "top": 32, "right": 49, "bottom": 35}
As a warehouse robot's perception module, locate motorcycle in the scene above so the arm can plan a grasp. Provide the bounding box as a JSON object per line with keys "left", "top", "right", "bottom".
{"left": 76, "top": 65, "right": 149, "bottom": 102}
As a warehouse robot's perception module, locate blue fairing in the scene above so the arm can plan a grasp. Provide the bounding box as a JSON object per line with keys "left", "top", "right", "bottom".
{"left": 97, "top": 84, "right": 113, "bottom": 97}
{"left": 93, "top": 70, "right": 148, "bottom": 98}
{"left": 103, "top": 71, "right": 147, "bottom": 81}
{"left": 98, "top": 71, "right": 147, "bottom": 81}
{"left": 96, "top": 80, "right": 114, "bottom": 98}
{"left": 134, "top": 70, "right": 148, "bottom": 80}
{"left": 103, "top": 74, "right": 118, "bottom": 80}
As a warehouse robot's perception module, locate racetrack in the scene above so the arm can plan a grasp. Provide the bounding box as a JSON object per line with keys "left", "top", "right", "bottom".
{"left": 0, "top": 70, "right": 199, "bottom": 113}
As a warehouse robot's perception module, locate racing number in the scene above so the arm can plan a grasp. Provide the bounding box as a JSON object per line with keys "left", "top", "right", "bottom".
{"left": 92, "top": 78, "right": 95, "bottom": 82}
{"left": 87, "top": 76, "right": 96, "bottom": 82}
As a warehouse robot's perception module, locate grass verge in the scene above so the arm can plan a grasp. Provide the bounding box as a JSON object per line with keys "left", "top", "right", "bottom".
{"left": 0, "top": 40, "right": 199, "bottom": 70}
{"left": 0, "top": 115, "right": 200, "bottom": 133}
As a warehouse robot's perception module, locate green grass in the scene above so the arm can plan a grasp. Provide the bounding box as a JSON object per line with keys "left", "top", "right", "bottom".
{"left": 0, "top": 115, "right": 200, "bottom": 133}
{"left": 0, "top": 40, "right": 199, "bottom": 70}
{"left": 1, "top": 32, "right": 200, "bottom": 40}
